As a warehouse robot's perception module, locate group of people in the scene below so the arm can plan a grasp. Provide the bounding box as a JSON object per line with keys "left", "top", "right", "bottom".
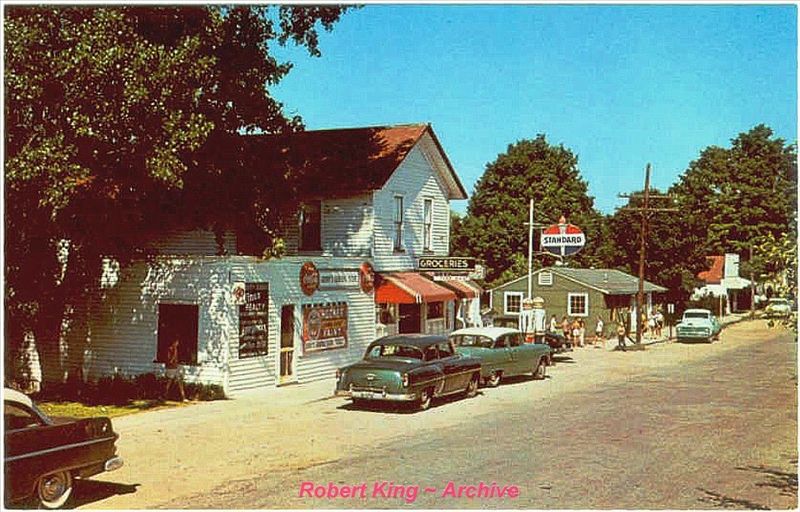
{"left": 644, "top": 309, "right": 665, "bottom": 339}
{"left": 548, "top": 315, "right": 607, "bottom": 349}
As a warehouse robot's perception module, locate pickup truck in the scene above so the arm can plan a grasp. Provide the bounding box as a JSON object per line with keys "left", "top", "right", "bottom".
{"left": 675, "top": 308, "right": 722, "bottom": 343}
{"left": 4, "top": 388, "right": 124, "bottom": 508}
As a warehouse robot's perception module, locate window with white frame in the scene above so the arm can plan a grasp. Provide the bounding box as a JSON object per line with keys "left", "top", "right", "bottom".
{"left": 504, "top": 292, "right": 524, "bottom": 315}
{"left": 393, "top": 196, "right": 404, "bottom": 251}
{"left": 568, "top": 293, "right": 589, "bottom": 316}
{"left": 423, "top": 198, "right": 433, "bottom": 251}
{"left": 538, "top": 271, "right": 553, "bottom": 286}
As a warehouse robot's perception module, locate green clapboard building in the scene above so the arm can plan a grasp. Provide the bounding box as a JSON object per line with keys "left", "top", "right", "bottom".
{"left": 488, "top": 267, "right": 668, "bottom": 336}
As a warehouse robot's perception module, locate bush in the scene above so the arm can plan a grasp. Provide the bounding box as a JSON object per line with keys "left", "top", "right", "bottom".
{"left": 36, "top": 372, "right": 226, "bottom": 405}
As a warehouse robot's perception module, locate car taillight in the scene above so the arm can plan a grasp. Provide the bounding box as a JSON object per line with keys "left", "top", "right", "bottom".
{"left": 402, "top": 373, "right": 409, "bottom": 387}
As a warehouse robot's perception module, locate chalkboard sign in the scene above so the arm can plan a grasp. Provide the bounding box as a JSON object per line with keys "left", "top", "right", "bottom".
{"left": 239, "top": 282, "right": 269, "bottom": 358}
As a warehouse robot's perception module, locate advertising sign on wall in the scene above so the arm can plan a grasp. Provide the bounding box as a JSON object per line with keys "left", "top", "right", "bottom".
{"left": 302, "top": 302, "right": 347, "bottom": 354}
{"left": 302, "top": 302, "right": 348, "bottom": 354}
{"left": 239, "top": 282, "right": 269, "bottom": 358}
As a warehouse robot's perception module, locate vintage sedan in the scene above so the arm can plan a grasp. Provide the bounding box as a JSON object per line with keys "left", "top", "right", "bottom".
{"left": 335, "top": 335, "right": 482, "bottom": 411}
{"left": 449, "top": 327, "right": 551, "bottom": 387}
{"left": 676, "top": 308, "right": 722, "bottom": 343}
{"left": 764, "top": 298, "right": 792, "bottom": 318}
{"left": 4, "top": 388, "right": 124, "bottom": 509}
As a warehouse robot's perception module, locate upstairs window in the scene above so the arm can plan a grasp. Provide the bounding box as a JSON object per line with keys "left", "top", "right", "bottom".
{"left": 423, "top": 198, "right": 433, "bottom": 251}
{"left": 394, "top": 196, "right": 404, "bottom": 251}
{"left": 299, "top": 201, "right": 321, "bottom": 252}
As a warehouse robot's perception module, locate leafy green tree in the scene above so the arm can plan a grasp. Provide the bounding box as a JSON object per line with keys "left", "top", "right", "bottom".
{"left": 451, "top": 134, "right": 605, "bottom": 286}
{"left": 673, "top": 125, "right": 797, "bottom": 274}
{"left": 4, "top": 6, "right": 350, "bottom": 387}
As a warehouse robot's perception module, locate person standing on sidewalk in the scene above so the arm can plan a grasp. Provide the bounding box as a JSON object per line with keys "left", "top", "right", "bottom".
{"left": 164, "top": 338, "right": 187, "bottom": 402}
{"left": 594, "top": 316, "right": 605, "bottom": 347}
{"left": 616, "top": 321, "right": 627, "bottom": 351}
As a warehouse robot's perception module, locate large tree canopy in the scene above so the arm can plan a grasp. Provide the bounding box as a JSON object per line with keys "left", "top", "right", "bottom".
{"left": 451, "top": 134, "right": 605, "bottom": 285}
{"left": 4, "top": 5, "right": 351, "bottom": 386}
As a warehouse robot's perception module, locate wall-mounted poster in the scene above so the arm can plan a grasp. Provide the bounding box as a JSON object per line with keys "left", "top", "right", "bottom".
{"left": 239, "top": 282, "right": 269, "bottom": 358}
{"left": 302, "top": 302, "right": 348, "bottom": 354}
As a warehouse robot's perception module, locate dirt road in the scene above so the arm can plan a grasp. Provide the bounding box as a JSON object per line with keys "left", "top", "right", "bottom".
{"left": 74, "top": 319, "right": 797, "bottom": 509}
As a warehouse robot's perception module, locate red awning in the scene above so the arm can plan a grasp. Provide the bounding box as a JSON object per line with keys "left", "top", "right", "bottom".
{"left": 434, "top": 277, "right": 480, "bottom": 299}
{"left": 375, "top": 272, "right": 458, "bottom": 304}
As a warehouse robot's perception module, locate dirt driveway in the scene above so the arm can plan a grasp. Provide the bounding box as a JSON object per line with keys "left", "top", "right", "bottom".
{"left": 75, "top": 319, "right": 797, "bottom": 509}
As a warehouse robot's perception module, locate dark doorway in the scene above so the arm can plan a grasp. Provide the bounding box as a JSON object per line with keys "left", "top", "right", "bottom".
{"left": 156, "top": 304, "right": 198, "bottom": 365}
{"left": 398, "top": 304, "right": 421, "bottom": 334}
{"left": 279, "top": 305, "right": 295, "bottom": 383}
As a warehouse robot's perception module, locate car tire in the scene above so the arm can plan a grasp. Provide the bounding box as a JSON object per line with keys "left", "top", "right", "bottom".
{"left": 486, "top": 372, "right": 502, "bottom": 388}
{"left": 465, "top": 373, "right": 479, "bottom": 398}
{"left": 417, "top": 388, "right": 433, "bottom": 411}
{"left": 37, "top": 470, "right": 73, "bottom": 509}
{"left": 533, "top": 358, "right": 546, "bottom": 380}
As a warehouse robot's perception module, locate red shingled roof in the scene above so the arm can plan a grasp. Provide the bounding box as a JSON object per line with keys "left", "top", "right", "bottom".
{"left": 698, "top": 256, "right": 724, "bottom": 284}
{"left": 243, "top": 124, "right": 466, "bottom": 199}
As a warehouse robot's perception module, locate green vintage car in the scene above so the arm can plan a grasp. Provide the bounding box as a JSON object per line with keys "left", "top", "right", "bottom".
{"left": 676, "top": 308, "right": 722, "bottom": 343}
{"left": 449, "top": 327, "right": 551, "bottom": 387}
{"left": 335, "top": 335, "right": 482, "bottom": 411}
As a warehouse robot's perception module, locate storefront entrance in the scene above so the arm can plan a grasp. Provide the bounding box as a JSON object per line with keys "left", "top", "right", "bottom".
{"left": 398, "top": 304, "right": 421, "bottom": 333}
{"left": 279, "top": 305, "right": 295, "bottom": 384}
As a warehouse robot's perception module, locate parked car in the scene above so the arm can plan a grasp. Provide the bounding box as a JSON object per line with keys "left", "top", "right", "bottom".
{"left": 449, "top": 327, "right": 551, "bottom": 387}
{"left": 675, "top": 309, "right": 722, "bottom": 343}
{"left": 543, "top": 331, "right": 568, "bottom": 353}
{"left": 335, "top": 335, "right": 482, "bottom": 411}
{"left": 4, "top": 388, "right": 124, "bottom": 509}
{"left": 764, "top": 298, "right": 792, "bottom": 318}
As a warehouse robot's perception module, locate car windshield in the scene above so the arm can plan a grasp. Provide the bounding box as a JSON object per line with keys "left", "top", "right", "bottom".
{"left": 367, "top": 344, "right": 424, "bottom": 360}
{"left": 684, "top": 312, "right": 710, "bottom": 319}
{"left": 450, "top": 334, "right": 494, "bottom": 349}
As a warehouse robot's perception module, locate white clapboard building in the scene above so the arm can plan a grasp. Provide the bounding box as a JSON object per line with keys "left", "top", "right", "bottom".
{"left": 48, "top": 124, "right": 478, "bottom": 396}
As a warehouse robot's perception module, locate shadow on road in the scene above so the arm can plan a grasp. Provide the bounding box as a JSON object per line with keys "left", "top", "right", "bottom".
{"left": 336, "top": 390, "right": 486, "bottom": 414}
{"left": 736, "top": 464, "right": 798, "bottom": 497}
{"left": 68, "top": 479, "right": 139, "bottom": 509}
{"left": 696, "top": 487, "right": 769, "bottom": 510}
{"left": 552, "top": 355, "right": 575, "bottom": 364}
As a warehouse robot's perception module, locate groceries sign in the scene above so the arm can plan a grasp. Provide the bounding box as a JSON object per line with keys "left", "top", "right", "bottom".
{"left": 540, "top": 219, "right": 586, "bottom": 257}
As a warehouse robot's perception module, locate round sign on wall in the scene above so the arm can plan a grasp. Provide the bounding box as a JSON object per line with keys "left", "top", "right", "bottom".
{"left": 300, "top": 261, "right": 320, "bottom": 296}
{"left": 359, "top": 262, "right": 375, "bottom": 294}
{"left": 540, "top": 219, "right": 586, "bottom": 257}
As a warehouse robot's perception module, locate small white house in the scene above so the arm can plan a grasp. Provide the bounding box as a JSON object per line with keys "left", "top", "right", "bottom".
{"left": 47, "top": 124, "right": 475, "bottom": 396}
{"left": 692, "top": 253, "right": 751, "bottom": 314}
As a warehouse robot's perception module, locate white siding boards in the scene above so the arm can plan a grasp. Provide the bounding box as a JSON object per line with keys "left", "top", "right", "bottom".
{"left": 372, "top": 145, "right": 451, "bottom": 271}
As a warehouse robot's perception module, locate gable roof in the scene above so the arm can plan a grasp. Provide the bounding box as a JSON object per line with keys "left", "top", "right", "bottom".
{"left": 697, "top": 256, "right": 724, "bottom": 284}
{"left": 490, "top": 267, "right": 668, "bottom": 296}
{"left": 243, "top": 124, "right": 467, "bottom": 200}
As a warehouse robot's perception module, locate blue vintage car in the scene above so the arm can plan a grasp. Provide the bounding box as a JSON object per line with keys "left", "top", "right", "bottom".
{"left": 676, "top": 309, "right": 722, "bottom": 343}
{"left": 449, "top": 327, "right": 551, "bottom": 387}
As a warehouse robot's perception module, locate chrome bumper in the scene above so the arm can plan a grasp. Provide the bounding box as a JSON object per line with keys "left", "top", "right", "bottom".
{"left": 104, "top": 456, "right": 124, "bottom": 472}
{"left": 335, "top": 389, "right": 417, "bottom": 402}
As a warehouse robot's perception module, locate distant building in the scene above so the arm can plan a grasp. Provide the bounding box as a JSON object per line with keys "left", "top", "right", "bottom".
{"left": 488, "top": 267, "right": 667, "bottom": 335}
{"left": 692, "top": 254, "right": 751, "bottom": 313}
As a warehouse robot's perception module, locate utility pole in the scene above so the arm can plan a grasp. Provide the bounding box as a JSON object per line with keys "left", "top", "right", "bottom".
{"left": 618, "top": 164, "right": 678, "bottom": 346}
{"left": 750, "top": 244, "right": 756, "bottom": 319}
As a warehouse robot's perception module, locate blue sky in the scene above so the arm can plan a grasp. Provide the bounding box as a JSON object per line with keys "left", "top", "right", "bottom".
{"left": 271, "top": 4, "right": 797, "bottom": 215}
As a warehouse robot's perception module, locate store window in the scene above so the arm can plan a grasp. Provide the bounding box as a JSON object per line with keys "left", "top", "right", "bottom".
{"left": 156, "top": 304, "right": 199, "bottom": 365}
{"left": 504, "top": 292, "right": 523, "bottom": 315}
{"left": 423, "top": 198, "right": 433, "bottom": 251}
{"left": 299, "top": 201, "right": 321, "bottom": 252}
{"left": 568, "top": 293, "right": 589, "bottom": 317}
{"left": 427, "top": 301, "right": 444, "bottom": 319}
{"left": 394, "top": 196, "right": 404, "bottom": 251}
